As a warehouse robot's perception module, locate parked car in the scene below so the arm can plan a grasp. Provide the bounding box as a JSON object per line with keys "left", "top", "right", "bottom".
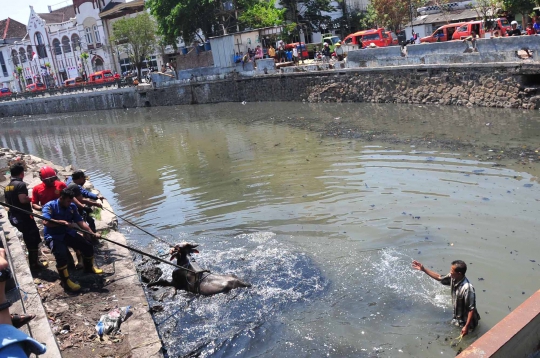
{"left": 387, "top": 31, "right": 399, "bottom": 46}
{"left": 452, "top": 20, "right": 485, "bottom": 40}
{"left": 87, "top": 70, "right": 116, "bottom": 84}
{"left": 421, "top": 22, "right": 466, "bottom": 43}
{"left": 26, "top": 83, "right": 46, "bottom": 92}
{"left": 64, "top": 77, "right": 85, "bottom": 87}
{"left": 0, "top": 88, "right": 12, "bottom": 97}
{"left": 343, "top": 28, "right": 390, "bottom": 49}
{"left": 485, "top": 17, "right": 512, "bottom": 36}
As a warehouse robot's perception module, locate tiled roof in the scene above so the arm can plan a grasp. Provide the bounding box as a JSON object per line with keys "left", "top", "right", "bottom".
{"left": 407, "top": 8, "right": 489, "bottom": 26}
{"left": 0, "top": 18, "right": 28, "bottom": 40}
{"left": 101, "top": 1, "right": 122, "bottom": 13}
{"left": 38, "top": 5, "right": 76, "bottom": 23}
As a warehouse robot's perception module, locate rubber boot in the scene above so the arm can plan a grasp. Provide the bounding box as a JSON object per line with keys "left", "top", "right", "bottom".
{"left": 66, "top": 250, "right": 76, "bottom": 270}
{"left": 28, "top": 249, "right": 48, "bottom": 270}
{"left": 56, "top": 265, "right": 81, "bottom": 291}
{"left": 83, "top": 256, "right": 103, "bottom": 274}
{"left": 75, "top": 251, "right": 84, "bottom": 270}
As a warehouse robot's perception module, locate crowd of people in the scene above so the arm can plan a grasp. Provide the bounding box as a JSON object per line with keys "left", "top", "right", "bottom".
{"left": 5, "top": 163, "right": 104, "bottom": 291}
{"left": 1, "top": 162, "right": 108, "bottom": 355}
{"left": 233, "top": 40, "right": 346, "bottom": 68}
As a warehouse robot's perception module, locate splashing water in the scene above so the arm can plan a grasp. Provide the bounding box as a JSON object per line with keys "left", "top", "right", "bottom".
{"left": 145, "top": 232, "right": 328, "bottom": 357}
{"left": 372, "top": 248, "right": 450, "bottom": 309}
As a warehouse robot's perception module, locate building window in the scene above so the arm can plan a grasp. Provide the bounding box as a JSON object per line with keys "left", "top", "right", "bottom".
{"left": 62, "top": 36, "right": 71, "bottom": 53}
{"left": 85, "top": 27, "right": 93, "bottom": 45}
{"left": 27, "top": 46, "right": 32, "bottom": 61}
{"left": 11, "top": 50, "right": 19, "bottom": 66}
{"left": 71, "top": 34, "right": 81, "bottom": 52}
{"left": 19, "top": 48, "right": 27, "bottom": 63}
{"left": 142, "top": 55, "right": 158, "bottom": 73}
{"left": 93, "top": 25, "right": 101, "bottom": 43}
{"left": 53, "top": 39, "right": 62, "bottom": 55}
{"left": 119, "top": 58, "right": 132, "bottom": 74}
{"left": 0, "top": 52, "right": 8, "bottom": 77}
{"left": 35, "top": 32, "right": 47, "bottom": 58}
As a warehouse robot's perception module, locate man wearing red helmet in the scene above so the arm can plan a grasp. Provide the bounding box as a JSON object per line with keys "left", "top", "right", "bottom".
{"left": 31, "top": 166, "right": 67, "bottom": 212}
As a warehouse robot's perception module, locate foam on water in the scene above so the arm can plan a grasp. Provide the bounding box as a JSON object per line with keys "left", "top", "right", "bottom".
{"left": 146, "top": 232, "right": 327, "bottom": 357}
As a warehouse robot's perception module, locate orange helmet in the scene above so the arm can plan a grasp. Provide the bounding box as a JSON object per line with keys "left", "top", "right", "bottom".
{"left": 39, "top": 166, "right": 57, "bottom": 180}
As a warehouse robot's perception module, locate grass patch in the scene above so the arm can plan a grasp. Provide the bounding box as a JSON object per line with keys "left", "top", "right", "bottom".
{"left": 100, "top": 229, "right": 110, "bottom": 237}
{"left": 90, "top": 207, "right": 102, "bottom": 221}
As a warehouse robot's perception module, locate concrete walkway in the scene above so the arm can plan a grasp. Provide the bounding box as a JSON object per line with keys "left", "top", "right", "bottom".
{"left": 0, "top": 147, "right": 163, "bottom": 357}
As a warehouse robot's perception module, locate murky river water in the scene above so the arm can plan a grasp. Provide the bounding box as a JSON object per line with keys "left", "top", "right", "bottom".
{"left": 1, "top": 103, "right": 540, "bottom": 357}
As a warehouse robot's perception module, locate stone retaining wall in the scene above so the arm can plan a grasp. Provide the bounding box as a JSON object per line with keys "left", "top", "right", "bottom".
{"left": 1, "top": 63, "right": 540, "bottom": 117}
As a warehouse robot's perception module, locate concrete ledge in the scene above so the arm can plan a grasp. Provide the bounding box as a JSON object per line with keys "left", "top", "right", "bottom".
{"left": 458, "top": 289, "right": 540, "bottom": 358}
{"left": 0, "top": 209, "right": 62, "bottom": 358}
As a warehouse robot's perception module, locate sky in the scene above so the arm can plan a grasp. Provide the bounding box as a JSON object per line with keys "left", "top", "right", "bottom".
{"left": 3, "top": 0, "right": 63, "bottom": 24}
{"left": 3, "top": 0, "right": 136, "bottom": 25}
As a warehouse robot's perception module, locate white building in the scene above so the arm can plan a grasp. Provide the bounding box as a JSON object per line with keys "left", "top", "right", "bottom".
{"left": 3, "top": 0, "right": 123, "bottom": 91}
{"left": 0, "top": 18, "right": 28, "bottom": 90}
{"left": 98, "top": 0, "right": 165, "bottom": 76}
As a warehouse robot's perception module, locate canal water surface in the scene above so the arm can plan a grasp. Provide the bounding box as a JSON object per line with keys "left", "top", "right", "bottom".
{"left": 1, "top": 103, "right": 540, "bottom": 357}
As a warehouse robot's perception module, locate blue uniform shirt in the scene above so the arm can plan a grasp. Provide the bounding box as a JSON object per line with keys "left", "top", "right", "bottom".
{"left": 65, "top": 177, "right": 98, "bottom": 200}
{"left": 42, "top": 199, "right": 83, "bottom": 241}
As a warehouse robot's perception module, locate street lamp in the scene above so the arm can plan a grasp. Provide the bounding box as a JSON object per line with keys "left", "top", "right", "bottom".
{"left": 409, "top": 0, "right": 415, "bottom": 38}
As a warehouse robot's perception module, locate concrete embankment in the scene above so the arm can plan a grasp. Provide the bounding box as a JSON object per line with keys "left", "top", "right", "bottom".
{"left": 0, "top": 147, "right": 162, "bottom": 357}
{"left": 1, "top": 62, "right": 540, "bottom": 118}
{"left": 458, "top": 289, "right": 540, "bottom": 358}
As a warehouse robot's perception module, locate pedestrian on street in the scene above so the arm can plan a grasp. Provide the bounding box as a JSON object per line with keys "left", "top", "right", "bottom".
{"left": 508, "top": 21, "right": 522, "bottom": 36}
{"left": 335, "top": 42, "right": 344, "bottom": 61}
{"left": 322, "top": 42, "right": 331, "bottom": 62}
{"left": 534, "top": 17, "right": 540, "bottom": 34}
{"left": 412, "top": 259, "right": 480, "bottom": 336}
{"left": 292, "top": 46, "right": 299, "bottom": 64}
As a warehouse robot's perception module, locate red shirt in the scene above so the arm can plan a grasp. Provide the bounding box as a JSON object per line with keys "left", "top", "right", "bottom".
{"left": 32, "top": 181, "right": 67, "bottom": 206}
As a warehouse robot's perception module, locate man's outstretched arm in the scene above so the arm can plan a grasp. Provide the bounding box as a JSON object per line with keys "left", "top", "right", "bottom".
{"left": 412, "top": 260, "right": 443, "bottom": 281}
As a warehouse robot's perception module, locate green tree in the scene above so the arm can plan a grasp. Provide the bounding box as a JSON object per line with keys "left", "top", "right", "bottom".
{"left": 146, "top": 0, "right": 260, "bottom": 46}
{"left": 502, "top": 0, "right": 535, "bottom": 24}
{"left": 280, "top": 0, "right": 336, "bottom": 33}
{"left": 80, "top": 52, "right": 89, "bottom": 77}
{"left": 370, "top": 0, "right": 422, "bottom": 32}
{"left": 238, "top": 0, "right": 285, "bottom": 28}
{"left": 111, "top": 13, "right": 157, "bottom": 79}
{"left": 15, "top": 66, "right": 25, "bottom": 90}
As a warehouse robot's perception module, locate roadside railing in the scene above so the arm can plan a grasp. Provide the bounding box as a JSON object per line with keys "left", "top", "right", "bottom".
{"left": 0, "top": 80, "right": 133, "bottom": 103}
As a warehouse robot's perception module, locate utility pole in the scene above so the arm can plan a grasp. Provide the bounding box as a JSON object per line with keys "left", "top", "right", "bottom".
{"left": 409, "top": 0, "right": 415, "bottom": 36}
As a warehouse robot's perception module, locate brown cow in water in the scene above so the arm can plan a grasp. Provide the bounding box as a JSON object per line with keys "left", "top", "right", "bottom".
{"left": 147, "top": 242, "right": 251, "bottom": 296}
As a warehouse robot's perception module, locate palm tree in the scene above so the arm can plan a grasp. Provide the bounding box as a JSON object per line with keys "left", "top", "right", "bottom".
{"left": 80, "top": 52, "right": 90, "bottom": 80}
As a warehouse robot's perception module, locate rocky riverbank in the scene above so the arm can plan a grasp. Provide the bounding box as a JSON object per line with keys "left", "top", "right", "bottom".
{"left": 0, "top": 147, "right": 162, "bottom": 357}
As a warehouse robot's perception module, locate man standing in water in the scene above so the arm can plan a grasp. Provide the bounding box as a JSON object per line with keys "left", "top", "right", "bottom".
{"left": 412, "top": 260, "right": 480, "bottom": 336}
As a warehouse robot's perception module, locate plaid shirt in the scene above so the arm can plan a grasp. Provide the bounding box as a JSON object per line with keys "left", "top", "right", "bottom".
{"left": 440, "top": 274, "right": 480, "bottom": 328}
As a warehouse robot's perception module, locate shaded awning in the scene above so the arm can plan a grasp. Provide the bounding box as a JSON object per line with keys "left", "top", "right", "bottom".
{"left": 406, "top": 8, "right": 494, "bottom": 27}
